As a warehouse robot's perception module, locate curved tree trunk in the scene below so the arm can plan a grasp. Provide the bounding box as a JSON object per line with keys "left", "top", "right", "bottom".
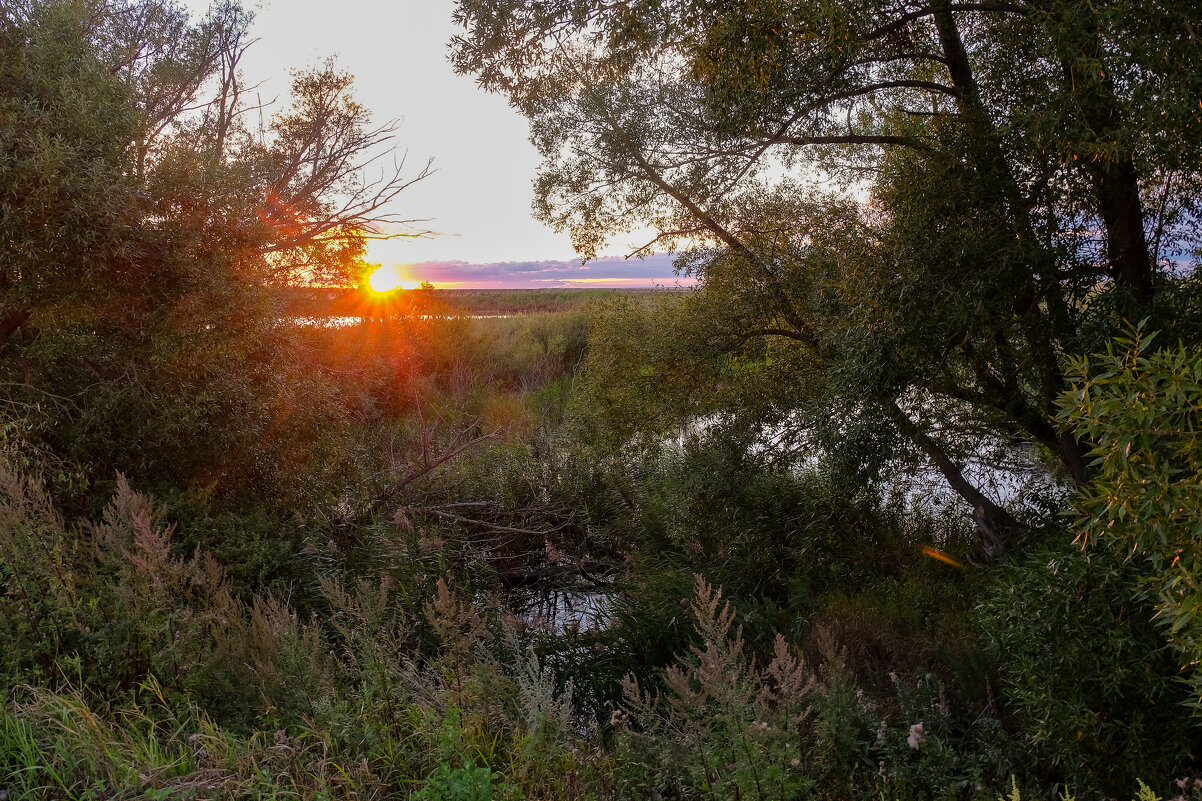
{"left": 932, "top": 3, "right": 1095, "bottom": 486}
{"left": 886, "top": 400, "right": 1019, "bottom": 561}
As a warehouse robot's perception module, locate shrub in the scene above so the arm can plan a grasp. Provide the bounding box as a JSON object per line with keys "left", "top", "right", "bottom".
{"left": 0, "top": 461, "right": 279, "bottom": 724}
{"left": 1057, "top": 326, "right": 1202, "bottom": 705}
{"left": 977, "top": 539, "right": 1198, "bottom": 795}
{"left": 614, "top": 575, "right": 1006, "bottom": 801}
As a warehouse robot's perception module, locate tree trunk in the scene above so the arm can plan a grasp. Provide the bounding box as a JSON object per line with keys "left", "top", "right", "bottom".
{"left": 933, "top": 4, "right": 1095, "bottom": 485}
{"left": 887, "top": 400, "right": 1019, "bottom": 560}
{"left": 1085, "top": 127, "right": 1154, "bottom": 306}
{"left": 1040, "top": 3, "right": 1155, "bottom": 306}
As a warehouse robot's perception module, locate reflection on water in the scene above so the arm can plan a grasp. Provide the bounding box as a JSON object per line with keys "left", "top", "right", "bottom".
{"left": 665, "top": 413, "right": 1068, "bottom": 520}
{"left": 512, "top": 586, "right": 612, "bottom": 635}
{"left": 291, "top": 314, "right": 514, "bottom": 327}
{"left": 890, "top": 438, "right": 1068, "bottom": 518}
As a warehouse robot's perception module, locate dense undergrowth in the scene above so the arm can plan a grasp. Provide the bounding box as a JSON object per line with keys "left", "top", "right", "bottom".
{"left": 2, "top": 303, "right": 1201, "bottom": 799}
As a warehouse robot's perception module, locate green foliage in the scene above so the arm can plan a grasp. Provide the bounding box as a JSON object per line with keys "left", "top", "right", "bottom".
{"left": 451, "top": 0, "right": 1202, "bottom": 548}
{"left": 615, "top": 576, "right": 820, "bottom": 800}
{"left": 0, "top": 0, "right": 425, "bottom": 509}
{"left": 1058, "top": 327, "right": 1202, "bottom": 704}
{"left": 6, "top": 0, "right": 1202, "bottom": 795}
{"left": 614, "top": 575, "right": 1012, "bottom": 801}
{"left": 0, "top": 462, "right": 305, "bottom": 724}
{"left": 411, "top": 711, "right": 508, "bottom": 801}
{"left": 997, "top": 776, "right": 1202, "bottom": 801}
{"left": 561, "top": 419, "right": 984, "bottom": 688}
{"left": 976, "top": 537, "right": 1198, "bottom": 794}
{"left": 0, "top": 680, "right": 392, "bottom": 799}
{"left": 412, "top": 759, "right": 501, "bottom": 801}
{"left": 0, "top": 493, "right": 1193, "bottom": 800}
{"left": 0, "top": 0, "right": 140, "bottom": 309}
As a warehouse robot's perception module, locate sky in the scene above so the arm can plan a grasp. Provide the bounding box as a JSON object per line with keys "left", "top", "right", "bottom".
{"left": 181, "top": 0, "right": 686, "bottom": 288}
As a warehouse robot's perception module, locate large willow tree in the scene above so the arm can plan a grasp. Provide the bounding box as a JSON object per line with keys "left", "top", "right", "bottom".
{"left": 452, "top": 0, "right": 1201, "bottom": 554}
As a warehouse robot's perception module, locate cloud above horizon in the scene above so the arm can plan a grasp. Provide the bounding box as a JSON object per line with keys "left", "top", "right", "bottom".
{"left": 401, "top": 253, "right": 694, "bottom": 288}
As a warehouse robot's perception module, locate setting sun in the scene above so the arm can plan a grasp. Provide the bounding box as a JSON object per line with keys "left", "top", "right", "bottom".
{"left": 367, "top": 264, "right": 420, "bottom": 293}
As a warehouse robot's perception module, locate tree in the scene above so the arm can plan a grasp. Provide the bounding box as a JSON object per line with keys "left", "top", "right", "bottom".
{"left": 451, "top": 0, "right": 1202, "bottom": 554}
{"left": 0, "top": 0, "right": 429, "bottom": 500}
{"left": 1, "top": 0, "right": 428, "bottom": 315}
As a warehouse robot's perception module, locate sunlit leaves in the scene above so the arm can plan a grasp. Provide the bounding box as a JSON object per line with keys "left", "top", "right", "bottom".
{"left": 1059, "top": 325, "right": 1202, "bottom": 705}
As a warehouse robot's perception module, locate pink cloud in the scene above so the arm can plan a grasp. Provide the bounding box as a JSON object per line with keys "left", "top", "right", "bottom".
{"left": 397, "top": 253, "right": 696, "bottom": 288}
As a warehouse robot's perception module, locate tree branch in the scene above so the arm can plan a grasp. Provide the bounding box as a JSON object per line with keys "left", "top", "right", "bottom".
{"left": 866, "top": 3, "right": 1032, "bottom": 43}
{"left": 769, "top": 134, "right": 935, "bottom": 152}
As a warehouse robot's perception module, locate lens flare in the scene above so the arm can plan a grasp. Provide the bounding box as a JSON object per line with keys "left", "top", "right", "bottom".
{"left": 922, "top": 545, "right": 966, "bottom": 569}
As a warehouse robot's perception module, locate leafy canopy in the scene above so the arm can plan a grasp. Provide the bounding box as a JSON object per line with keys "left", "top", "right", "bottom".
{"left": 452, "top": 0, "right": 1202, "bottom": 551}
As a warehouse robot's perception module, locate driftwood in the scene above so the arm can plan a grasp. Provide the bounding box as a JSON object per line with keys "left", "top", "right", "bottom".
{"left": 413, "top": 500, "right": 574, "bottom": 538}
{"left": 400, "top": 499, "right": 609, "bottom": 589}
{"left": 366, "top": 427, "right": 497, "bottom": 515}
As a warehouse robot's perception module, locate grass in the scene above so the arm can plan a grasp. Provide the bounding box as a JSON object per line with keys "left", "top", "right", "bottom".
{"left": 0, "top": 680, "right": 384, "bottom": 800}
{"left": 277, "top": 286, "right": 675, "bottom": 318}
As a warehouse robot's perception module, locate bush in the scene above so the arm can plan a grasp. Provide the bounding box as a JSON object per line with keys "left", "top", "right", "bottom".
{"left": 1058, "top": 326, "right": 1202, "bottom": 704}
{"left": 615, "top": 575, "right": 1009, "bottom": 801}
{"left": 977, "top": 538, "right": 1198, "bottom": 795}
{"left": 0, "top": 461, "right": 290, "bottom": 725}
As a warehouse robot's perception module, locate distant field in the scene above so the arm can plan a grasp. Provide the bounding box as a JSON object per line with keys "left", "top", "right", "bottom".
{"left": 277, "top": 286, "right": 675, "bottom": 317}
{"left": 435, "top": 288, "right": 659, "bottom": 313}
